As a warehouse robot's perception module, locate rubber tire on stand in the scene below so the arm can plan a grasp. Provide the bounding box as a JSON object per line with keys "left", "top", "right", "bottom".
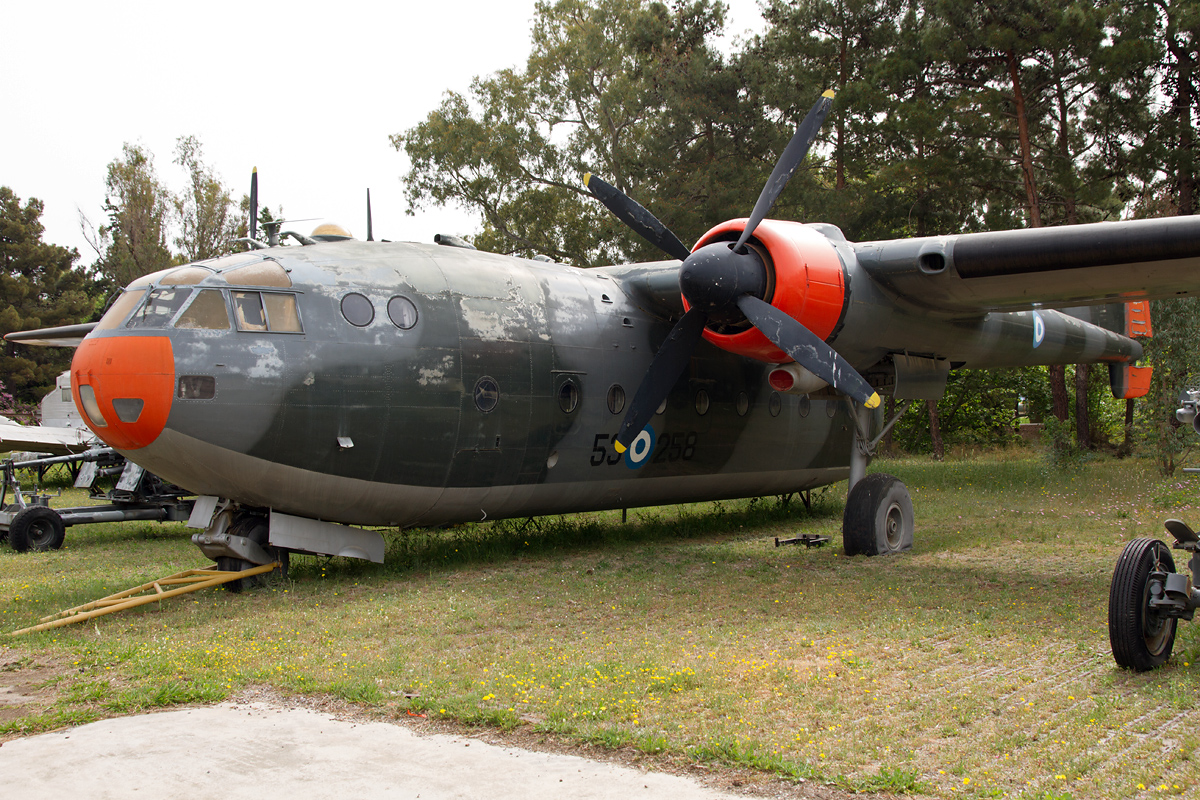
{"left": 843, "top": 473, "right": 914, "bottom": 556}
{"left": 9, "top": 506, "right": 66, "bottom": 552}
{"left": 1109, "top": 537, "right": 1178, "bottom": 671}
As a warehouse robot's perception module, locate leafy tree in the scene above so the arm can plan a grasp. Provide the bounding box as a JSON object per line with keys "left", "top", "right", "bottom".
{"left": 0, "top": 188, "right": 97, "bottom": 403}
{"left": 96, "top": 143, "right": 174, "bottom": 288}
{"left": 173, "top": 135, "right": 236, "bottom": 262}
{"left": 395, "top": 0, "right": 760, "bottom": 265}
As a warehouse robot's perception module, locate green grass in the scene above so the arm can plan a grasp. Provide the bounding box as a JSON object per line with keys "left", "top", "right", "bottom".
{"left": 2, "top": 452, "right": 1199, "bottom": 798}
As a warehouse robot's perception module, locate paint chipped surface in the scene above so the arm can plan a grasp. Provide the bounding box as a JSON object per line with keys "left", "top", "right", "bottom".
{"left": 417, "top": 355, "right": 455, "bottom": 387}
{"left": 459, "top": 297, "right": 529, "bottom": 342}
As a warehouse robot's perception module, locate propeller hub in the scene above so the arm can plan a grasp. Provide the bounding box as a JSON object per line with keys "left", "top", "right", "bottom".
{"left": 680, "top": 242, "right": 768, "bottom": 325}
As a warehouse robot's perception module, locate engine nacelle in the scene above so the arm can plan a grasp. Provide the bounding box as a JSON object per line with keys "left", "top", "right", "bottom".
{"left": 684, "top": 219, "right": 846, "bottom": 363}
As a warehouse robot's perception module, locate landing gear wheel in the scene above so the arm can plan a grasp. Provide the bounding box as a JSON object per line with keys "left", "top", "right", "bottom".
{"left": 9, "top": 506, "right": 66, "bottom": 552}
{"left": 843, "top": 473, "right": 914, "bottom": 556}
{"left": 218, "top": 515, "right": 271, "bottom": 593}
{"left": 1109, "top": 537, "right": 1178, "bottom": 671}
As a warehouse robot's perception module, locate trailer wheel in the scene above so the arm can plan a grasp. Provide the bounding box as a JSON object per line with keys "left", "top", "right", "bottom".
{"left": 1109, "top": 537, "right": 1178, "bottom": 671}
{"left": 9, "top": 506, "right": 66, "bottom": 552}
{"left": 843, "top": 473, "right": 914, "bottom": 556}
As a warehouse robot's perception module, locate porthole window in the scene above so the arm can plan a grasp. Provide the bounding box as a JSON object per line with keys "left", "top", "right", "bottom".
{"left": 825, "top": 398, "right": 839, "bottom": 418}
{"left": 798, "top": 394, "right": 811, "bottom": 418}
{"left": 769, "top": 392, "right": 782, "bottom": 417}
{"left": 341, "top": 293, "right": 374, "bottom": 327}
{"left": 695, "top": 390, "right": 710, "bottom": 416}
{"left": 655, "top": 398, "right": 667, "bottom": 415}
{"left": 607, "top": 384, "right": 626, "bottom": 415}
{"left": 736, "top": 392, "right": 749, "bottom": 417}
{"left": 388, "top": 296, "right": 418, "bottom": 329}
{"left": 557, "top": 379, "right": 580, "bottom": 413}
{"left": 474, "top": 376, "right": 499, "bottom": 412}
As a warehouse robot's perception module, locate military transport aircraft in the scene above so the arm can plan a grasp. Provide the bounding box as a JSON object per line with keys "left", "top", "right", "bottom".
{"left": 9, "top": 92, "right": 1200, "bottom": 669}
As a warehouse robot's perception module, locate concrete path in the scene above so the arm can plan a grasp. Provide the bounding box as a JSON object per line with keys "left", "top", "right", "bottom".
{"left": 1, "top": 702, "right": 747, "bottom": 799}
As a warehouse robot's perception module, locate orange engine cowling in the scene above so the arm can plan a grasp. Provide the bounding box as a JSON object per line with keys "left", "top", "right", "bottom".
{"left": 682, "top": 219, "right": 846, "bottom": 363}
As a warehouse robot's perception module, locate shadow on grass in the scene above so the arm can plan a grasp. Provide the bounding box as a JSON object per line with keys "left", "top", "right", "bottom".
{"left": 287, "top": 491, "right": 843, "bottom": 583}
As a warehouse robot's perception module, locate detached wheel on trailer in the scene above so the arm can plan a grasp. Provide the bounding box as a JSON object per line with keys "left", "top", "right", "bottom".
{"left": 9, "top": 506, "right": 66, "bottom": 552}
{"left": 843, "top": 473, "right": 914, "bottom": 556}
{"left": 1109, "top": 537, "right": 1178, "bottom": 671}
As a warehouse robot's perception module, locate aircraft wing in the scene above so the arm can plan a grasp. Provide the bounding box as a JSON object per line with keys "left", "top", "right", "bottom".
{"left": 856, "top": 215, "right": 1200, "bottom": 314}
{"left": 0, "top": 419, "right": 96, "bottom": 456}
{"left": 4, "top": 323, "right": 98, "bottom": 348}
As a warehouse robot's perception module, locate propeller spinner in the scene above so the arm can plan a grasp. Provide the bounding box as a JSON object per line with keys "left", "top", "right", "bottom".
{"left": 585, "top": 90, "right": 880, "bottom": 455}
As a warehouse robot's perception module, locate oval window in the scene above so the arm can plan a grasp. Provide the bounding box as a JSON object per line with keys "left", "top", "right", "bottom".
{"left": 655, "top": 398, "right": 667, "bottom": 415}
{"left": 798, "top": 394, "right": 811, "bottom": 418}
{"left": 558, "top": 380, "right": 579, "bottom": 413}
{"left": 826, "top": 398, "right": 839, "bottom": 418}
{"left": 769, "top": 392, "right": 782, "bottom": 417}
{"left": 474, "top": 376, "right": 499, "bottom": 412}
{"left": 388, "top": 296, "right": 418, "bottom": 329}
{"left": 607, "top": 384, "right": 625, "bottom": 415}
{"left": 341, "top": 293, "right": 374, "bottom": 327}
{"left": 695, "top": 390, "right": 710, "bottom": 416}
{"left": 736, "top": 391, "right": 749, "bottom": 417}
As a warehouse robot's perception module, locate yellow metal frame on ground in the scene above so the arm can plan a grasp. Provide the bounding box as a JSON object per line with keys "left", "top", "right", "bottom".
{"left": 7, "top": 562, "right": 279, "bottom": 636}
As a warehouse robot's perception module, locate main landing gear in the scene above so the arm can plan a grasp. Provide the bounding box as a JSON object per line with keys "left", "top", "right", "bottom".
{"left": 842, "top": 399, "right": 915, "bottom": 556}
{"left": 1108, "top": 521, "right": 1200, "bottom": 670}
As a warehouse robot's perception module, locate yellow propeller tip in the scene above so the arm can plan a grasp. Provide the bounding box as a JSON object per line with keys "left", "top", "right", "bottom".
{"left": 613, "top": 439, "right": 627, "bottom": 454}
{"left": 583, "top": 172, "right": 592, "bottom": 186}
{"left": 822, "top": 89, "right": 836, "bottom": 99}
{"left": 865, "top": 392, "right": 881, "bottom": 409}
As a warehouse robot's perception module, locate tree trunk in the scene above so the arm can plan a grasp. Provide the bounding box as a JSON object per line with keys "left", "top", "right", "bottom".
{"left": 927, "top": 399, "right": 944, "bottom": 461}
{"left": 1165, "top": 13, "right": 1196, "bottom": 215}
{"left": 1075, "top": 364, "right": 1091, "bottom": 449}
{"left": 1050, "top": 365, "right": 1070, "bottom": 421}
{"left": 1006, "top": 50, "right": 1042, "bottom": 228}
{"left": 1120, "top": 397, "right": 1135, "bottom": 457}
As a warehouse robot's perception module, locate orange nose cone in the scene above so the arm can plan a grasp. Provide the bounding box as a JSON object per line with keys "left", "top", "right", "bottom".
{"left": 71, "top": 336, "right": 174, "bottom": 450}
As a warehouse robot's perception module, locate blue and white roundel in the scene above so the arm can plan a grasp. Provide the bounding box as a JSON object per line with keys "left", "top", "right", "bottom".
{"left": 625, "top": 427, "right": 656, "bottom": 470}
{"left": 1032, "top": 310, "right": 1046, "bottom": 348}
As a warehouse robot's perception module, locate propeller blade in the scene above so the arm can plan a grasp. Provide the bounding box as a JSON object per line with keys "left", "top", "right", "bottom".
{"left": 613, "top": 307, "right": 708, "bottom": 452}
{"left": 366, "top": 188, "right": 374, "bottom": 242}
{"left": 250, "top": 167, "right": 258, "bottom": 241}
{"left": 736, "top": 294, "right": 880, "bottom": 409}
{"left": 583, "top": 173, "right": 692, "bottom": 262}
{"left": 735, "top": 90, "right": 835, "bottom": 252}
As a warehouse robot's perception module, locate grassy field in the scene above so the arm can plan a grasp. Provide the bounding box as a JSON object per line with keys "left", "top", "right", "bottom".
{"left": 2, "top": 450, "right": 1199, "bottom": 798}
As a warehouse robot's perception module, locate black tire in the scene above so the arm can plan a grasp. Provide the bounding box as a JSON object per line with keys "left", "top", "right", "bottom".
{"left": 1109, "top": 537, "right": 1178, "bottom": 671}
{"left": 217, "top": 516, "right": 273, "bottom": 592}
{"left": 843, "top": 473, "right": 914, "bottom": 556}
{"left": 9, "top": 506, "right": 66, "bottom": 553}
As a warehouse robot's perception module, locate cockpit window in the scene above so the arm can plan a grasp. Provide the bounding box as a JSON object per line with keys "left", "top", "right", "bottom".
{"left": 232, "top": 291, "right": 303, "bottom": 333}
{"left": 95, "top": 289, "right": 146, "bottom": 331}
{"left": 126, "top": 287, "right": 191, "bottom": 329}
{"left": 175, "top": 289, "right": 231, "bottom": 330}
{"left": 128, "top": 268, "right": 176, "bottom": 288}
{"left": 262, "top": 293, "right": 302, "bottom": 332}
{"left": 204, "top": 253, "right": 263, "bottom": 272}
{"left": 160, "top": 266, "right": 214, "bottom": 285}
{"left": 232, "top": 291, "right": 268, "bottom": 331}
{"left": 223, "top": 261, "right": 291, "bottom": 288}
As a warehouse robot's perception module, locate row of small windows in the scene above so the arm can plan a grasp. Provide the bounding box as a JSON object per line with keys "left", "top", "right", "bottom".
{"left": 340, "top": 292, "right": 419, "bottom": 330}
{"left": 472, "top": 377, "right": 834, "bottom": 418}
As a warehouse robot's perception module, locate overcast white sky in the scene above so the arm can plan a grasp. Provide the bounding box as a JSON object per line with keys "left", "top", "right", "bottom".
{"left": 3, "top": 0, "right": 766, "bottom": 262}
